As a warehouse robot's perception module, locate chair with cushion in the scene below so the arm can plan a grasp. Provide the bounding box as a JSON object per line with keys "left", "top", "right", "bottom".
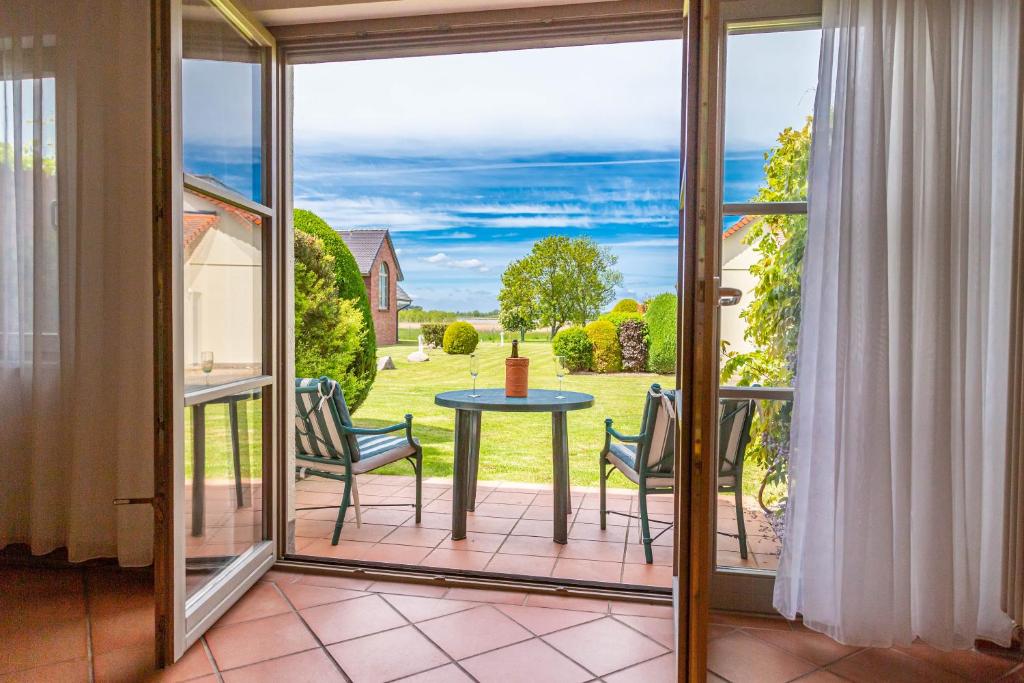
{"left": 717, "top": 398, "right": 756, "bottom": 559}
{"left": 600, "top": 383, "right": 676, "bottom": 564}
{"left": 294, "top": 376, "right": 422, "bottom": 545}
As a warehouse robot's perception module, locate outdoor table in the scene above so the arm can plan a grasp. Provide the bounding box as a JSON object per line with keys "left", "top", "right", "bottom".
{"left": 434, "top": 388, "right": 594, "bottom": 544}
{"left": 185, "top": 387, "right": 259, "bottom": 537}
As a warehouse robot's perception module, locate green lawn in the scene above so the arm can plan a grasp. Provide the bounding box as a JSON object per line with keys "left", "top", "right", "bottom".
{"left": 358, "top": 339, "right": 671, "bottom": 487}
{"left": 184, "top": 337, "right": 767, "bottom": 497}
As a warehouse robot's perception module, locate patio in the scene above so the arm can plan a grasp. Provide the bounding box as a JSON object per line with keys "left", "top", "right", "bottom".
{"left": 287, "top": 474, "right": 781, "bottom": 587}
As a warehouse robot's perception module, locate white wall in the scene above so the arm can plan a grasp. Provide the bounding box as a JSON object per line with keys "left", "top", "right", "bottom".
{"left": 720, "top": 219, "right": 761, "bottom": 358}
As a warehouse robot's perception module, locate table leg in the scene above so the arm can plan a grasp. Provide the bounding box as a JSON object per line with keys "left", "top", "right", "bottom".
{"left": 466, "top": 411, "right": 481, "bottom": 512}
{"left": 552, "top": 412, "right": 569, "bottom": 544}
{"left": 191, "top": 404, "right": 206, "bottom": 537}
{"left": 229, "top": 399, "right": 244, "bottom": 508}
{"left": 452, "top": 409, "right": 474, "bottom": 540}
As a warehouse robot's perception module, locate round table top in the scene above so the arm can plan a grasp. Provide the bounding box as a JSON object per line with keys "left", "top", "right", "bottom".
{"left": 434, "top": 388, "right": 594, "bottom": 413}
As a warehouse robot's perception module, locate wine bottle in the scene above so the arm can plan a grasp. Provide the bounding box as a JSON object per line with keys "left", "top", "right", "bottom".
{"left": 511, "top": 339, "right": 519, "bottom": 358}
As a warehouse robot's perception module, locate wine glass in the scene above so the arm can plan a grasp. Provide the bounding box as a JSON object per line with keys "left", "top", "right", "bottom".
{"left": 201, "top": 351, "right": 214, "bottom": 385}
{"left": 555, "top": 355, "right": 566, "bottom": 398}
{"left": 468, "top": 353, "right": 480, "bottom": 398}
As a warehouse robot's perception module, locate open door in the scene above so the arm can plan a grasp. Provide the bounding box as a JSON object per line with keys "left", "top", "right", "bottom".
{"left": 153, "top": 0, "right": 282, "bottom": 664}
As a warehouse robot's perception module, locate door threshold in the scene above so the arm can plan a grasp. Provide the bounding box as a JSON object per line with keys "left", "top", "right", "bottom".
{"left": 275, "top": 555, "right": 673, "bottom": 605}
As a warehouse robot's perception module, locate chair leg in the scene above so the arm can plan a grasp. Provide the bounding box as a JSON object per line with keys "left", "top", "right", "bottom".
{"left": 735, "top": 487, "right": 748, "bottom": 560}
{"left": 599, "top": 454, "right": 608, "bottom": 531}
{"left": 331, "top": 476, "right": 353, "bottom": 546}
{"left": 352, "top": 476, "right": 363, "bottom": 529}
{"left": 638, "top": 485, "right": 654, "bottom": 564}
{"left": 414, "top": 448, "right": 423, "bottom": 524}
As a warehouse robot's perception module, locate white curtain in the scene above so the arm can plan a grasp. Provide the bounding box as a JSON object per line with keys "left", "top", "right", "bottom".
{"left": 0, "top": 0, "right": 154, "bottom": 566}
{"left": 775, "top": 0, "right": 1021, "bottom": 649}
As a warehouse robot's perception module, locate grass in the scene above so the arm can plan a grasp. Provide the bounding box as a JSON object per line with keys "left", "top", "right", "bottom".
{"left": 362, "top": 339, "right": 671, "bottom": 487}
{"left": 398, "top": 326, "right": 550, "bottom": 344}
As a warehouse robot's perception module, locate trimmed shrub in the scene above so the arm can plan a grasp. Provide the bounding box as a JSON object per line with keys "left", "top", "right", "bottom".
{"left": 421, "top": 323, "right": 447, "bottom": 348}
{"left": 442, "top": 321, "right": 479, "bottom": 354}
{"left": 600, "top": 310, "right": 643, "bottom": 330}
{"left": 552, "top": 327, "right": 593, "bottom": 372}
{"left": 611, "top": 298, "right": 640, "bottom": 313}
{"left": 645, "top": 293, "right": 677, "bottom": 374}
{"left": 294, "top": 208, "right": 376, "bottom": 411}
{"left": 585, "top": 320, "right": 622, "bottom": 373}
{"left": 294, "top": 231, "right": 368, "bottom": 404}
{"left": 618, "top": 318, "right": 649, "bottom": 373}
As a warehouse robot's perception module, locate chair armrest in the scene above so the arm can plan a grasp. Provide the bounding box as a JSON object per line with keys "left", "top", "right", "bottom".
{"left": 345, "top": 414, "right": 417, "bottom": 447}
{"left": 605, "top": 418, "right": 644, "bottom": 444}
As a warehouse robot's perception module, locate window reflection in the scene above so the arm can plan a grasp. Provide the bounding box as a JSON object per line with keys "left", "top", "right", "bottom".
{"left": 182, "top": 0, "right": 263, "bottom": 203}
{"left": 183, "top": 188, "right": 263, "bottom": 388}
{"left": 185, "top": 389, "right": 264, "bottom": 599}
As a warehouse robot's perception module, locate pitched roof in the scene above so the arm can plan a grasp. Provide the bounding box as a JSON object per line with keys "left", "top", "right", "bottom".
{"left": 723, "top": 214, "right": 759, "bottom": 239}
{"left": 184, "top": 212, "right": 219, "bottom": 249}
{"left": 335, "top": 228, "right": 404, "bottom": 281}
{"left": 396, "top": 285, "right": 412, "bottom": 304}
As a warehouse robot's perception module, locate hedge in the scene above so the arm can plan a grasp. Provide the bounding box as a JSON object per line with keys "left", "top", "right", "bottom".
{"left": 584, "top": 320, "right": 622, "bottom": 373}
{"left": 294, "top": 231, "right": 368, "bottom": 405}
{"left": 618, "top": 318, "right": 649, "bottom": 373}
{"left": 645, "top": 292, "right": 677, "bottom": 374}
{"left": 611, "top": 298, "right": 640, "bottom": 313}
{"left": 442, "top": 321, "right": 480, "bottom": 354}
{"left": 421, "top": 323, "right": 447, "bottom": 348}
{"left": 552, "top": 327, "right": 593, "bottom": 372}
{"left": 294, "top": 208, "right": 376, "bottom": 410}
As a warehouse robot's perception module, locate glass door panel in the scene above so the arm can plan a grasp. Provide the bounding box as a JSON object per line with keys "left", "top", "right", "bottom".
{"left": 159, "top": 0, "right": 278, "bottom": 661}
{"left": 710, "top": 17, "right": 820, "bottom": 611}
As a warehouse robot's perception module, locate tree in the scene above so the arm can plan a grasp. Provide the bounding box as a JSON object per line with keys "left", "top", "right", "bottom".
{"left": 293, "top": 209, "right": 377, "bottom": 411}
{"left": 293, "top": 231, "right": 368, "bottom": 405}
{"left": 497, "top": 259, "right": 540, "bottom": 341}
{"left": 719, "top": 118, "right": 811, "bottom": 531}
{"left": 498, "top": 236, "right": 622, "bottom": 339}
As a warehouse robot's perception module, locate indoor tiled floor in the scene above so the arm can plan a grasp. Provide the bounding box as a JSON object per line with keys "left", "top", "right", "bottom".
{"left": 3, "top": 563, "right": 1022, "bottom": 682}
{"left": 290, "top": 474, "right": 781, "bottom": 587}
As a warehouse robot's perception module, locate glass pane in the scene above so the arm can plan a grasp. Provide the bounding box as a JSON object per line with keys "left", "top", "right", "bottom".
{"left": 182, "top": 0, "right": 263, "bottom": 203}
{"left": 718, "top": 213, "right": 801, "bottom": 571}
{"left": 185, "top": 389, "right": 264, "bottom": 600}
{"left": 183, "top": 188, "right": 263, "bottom": 389}
{"left": 722, "top": 29, "right": 820, "bottom": 203}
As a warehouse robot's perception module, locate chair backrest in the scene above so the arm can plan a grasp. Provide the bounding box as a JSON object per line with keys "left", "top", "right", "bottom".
{"left": 295, "top": 377, "right": 361, "bottom": 462}
{"left": 637, "top": 385, "right": 676, "bottom": 477}
{"left": 718, "top": 398, "right": 755, "bottom": 481}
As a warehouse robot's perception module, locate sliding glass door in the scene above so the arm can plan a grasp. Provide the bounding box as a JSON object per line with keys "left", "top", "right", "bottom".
{"left": 156, "top": 0, "right": 281, "bottom": 662}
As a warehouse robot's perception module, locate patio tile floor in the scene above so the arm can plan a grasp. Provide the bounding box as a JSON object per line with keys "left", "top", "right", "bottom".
{"left": 3, "top": 564, "right": 1020, "bottom": 681}
{"left": 290, "top": 474, "right": 782, "bottom": 587}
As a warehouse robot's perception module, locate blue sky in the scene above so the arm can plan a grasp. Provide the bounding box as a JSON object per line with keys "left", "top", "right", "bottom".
{"left": 187, "top": 34, "right": 820, "bottom": 311}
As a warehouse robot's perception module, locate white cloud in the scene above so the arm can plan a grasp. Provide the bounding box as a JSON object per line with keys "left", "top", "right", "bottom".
{"left": 421, "top": 252, "right": 490, "bottom": 273}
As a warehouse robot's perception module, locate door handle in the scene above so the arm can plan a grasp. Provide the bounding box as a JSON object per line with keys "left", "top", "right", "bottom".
{"left": 718, "top": 287, "right": 743, "bottom": 307}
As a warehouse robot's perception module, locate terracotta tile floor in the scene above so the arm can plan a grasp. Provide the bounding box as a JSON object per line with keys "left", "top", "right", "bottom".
{"left": 2, "top": 563, "right": 1022, "bottom": 681}
{"left": 290, "top": 474, "right": 781, "bottom": 586}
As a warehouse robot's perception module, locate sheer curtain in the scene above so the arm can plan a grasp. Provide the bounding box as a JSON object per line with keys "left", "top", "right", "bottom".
{"left": 775, "top": 0, "right": 1021, "bottom": 649}
{"left": 0, "top": 0, "right": 154, "bottom": 566}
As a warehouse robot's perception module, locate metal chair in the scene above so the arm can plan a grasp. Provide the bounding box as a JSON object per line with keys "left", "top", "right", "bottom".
{"left": 599, "top": 383, "right": 675, "bottom": 564}
{"left": 294, "top": 377, "right": 422, "bottom": 545}
{"left": 717, "top": 398, "right": 756, "bottom": 559}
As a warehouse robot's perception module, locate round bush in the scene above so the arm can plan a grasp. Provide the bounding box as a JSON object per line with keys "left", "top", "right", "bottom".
{"left": 645, "top": 293, "right": 677, "bottom": 374}
{"left": 552, "top": 327, "right": 593, "bottom": 372}
{"left": 442, "top": 321, "right": 480, "bottom": 354}
{"left": 611, "top": 298, "right": 640, "bottom": 313}
{"left": 600, "top": 310, "right": 643, "bottom": 330}
{"left": 584, "top": 320, "right": 622, "bottom": 373}
{"left": 421, "top": 323, "right": 447, "bottom": 348}
{"left": 618, "top": 318, "right": 649, "bottom": 373}
{"left": 294, "top": 208, "right": 376, "bottom": 411}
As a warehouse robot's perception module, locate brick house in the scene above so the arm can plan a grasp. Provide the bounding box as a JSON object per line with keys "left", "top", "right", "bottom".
{"left": 335, "top": 229, "right": 410, "bottom": 346}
